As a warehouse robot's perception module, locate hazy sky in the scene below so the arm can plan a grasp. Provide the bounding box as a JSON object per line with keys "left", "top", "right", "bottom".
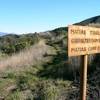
{"left": 0, "top": 0, "right": 100, "bottom": 33}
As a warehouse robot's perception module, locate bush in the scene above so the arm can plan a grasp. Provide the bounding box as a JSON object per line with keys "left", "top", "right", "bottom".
{"left": 6, "top": 90, "right": 23, "bottom": 100}
{"left": 33, "top": 80, "right": 60, "bottom": 100}
{"left": 16, "top": 74, "right": 28, "bottom": 90}
{"left": 41, "top": 85, "right": 59, "bottom": 100}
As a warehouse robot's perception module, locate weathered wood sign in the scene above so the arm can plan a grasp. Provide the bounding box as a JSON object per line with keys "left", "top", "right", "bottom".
{"left": 68, "top": 25, "right": 100, "bottom": 100}
{"left": 68, "top": 25, "right": 100, "bottom": 56}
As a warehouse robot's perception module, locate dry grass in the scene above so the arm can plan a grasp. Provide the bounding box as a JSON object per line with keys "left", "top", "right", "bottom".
{"left": 0, "top": 40, "right": 51, "bottom": 70}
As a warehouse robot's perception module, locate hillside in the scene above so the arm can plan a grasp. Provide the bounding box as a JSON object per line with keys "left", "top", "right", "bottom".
{"left": 76, "top": 15, "right": 100, "bottom": 25}
{"left": 0, "top": 32, "right": 8, "bottom": 36}
{"left": 0, "top": 16, "right": 100, "bottom": 99}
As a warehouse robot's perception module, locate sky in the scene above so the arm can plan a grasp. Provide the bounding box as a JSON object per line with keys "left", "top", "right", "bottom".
{"left": 0, "top": 0, "right": 100, "bottom": 34}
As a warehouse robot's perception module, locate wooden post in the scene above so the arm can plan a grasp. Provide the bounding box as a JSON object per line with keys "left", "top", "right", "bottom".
{"left": 80, "top": 55, "right": 88, "bottom": 100}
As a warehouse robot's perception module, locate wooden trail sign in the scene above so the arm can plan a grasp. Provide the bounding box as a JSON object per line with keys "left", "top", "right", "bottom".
{"left": 68, "top": 25, "right": 100, "bottom": 56}
{"left": 68, "top": 25, "right": 100, "bottom": 100}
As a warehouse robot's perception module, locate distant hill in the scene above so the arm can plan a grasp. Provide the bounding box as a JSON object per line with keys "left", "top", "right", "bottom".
{"left": 1, "top": 15, "right": 100, "bottom": 37}
{"left": 53, "top": 15, "right": 100, "bottom": 32}
{"left": 75, "top": 15, "right": 100, "bottom": 25}
{"left": 43, "top": 15, "right": 100, "bottom": 38}
{"left": 0, "top": 32, "right": 8, "bottom": 36}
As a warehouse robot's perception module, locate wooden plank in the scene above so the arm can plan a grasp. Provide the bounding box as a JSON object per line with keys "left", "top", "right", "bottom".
{"left": 68, "top": 25, "right": 100, "bottom": 56}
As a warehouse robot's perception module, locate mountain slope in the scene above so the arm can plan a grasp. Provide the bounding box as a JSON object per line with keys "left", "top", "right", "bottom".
{"left": 76, "top": 15, "right": 100, "bottom": 25}
{"left": 0, "top": 32, "right": 8, "bottom": 36}
{"left": 0, "top": 16, "right": 100, "bottom": 99}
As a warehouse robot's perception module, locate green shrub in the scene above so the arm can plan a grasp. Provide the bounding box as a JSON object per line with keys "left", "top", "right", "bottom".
{"left": 41, "top": 85, "right": 59, "bottom": 100}
{"left": 6, "top": 90, "right": 22, "bottom": 100}
{"left": 16, "top": 75, "right": 28, "bottom": 90}
{"left": 37, "top": 81, "right": 60, "bottom": 100}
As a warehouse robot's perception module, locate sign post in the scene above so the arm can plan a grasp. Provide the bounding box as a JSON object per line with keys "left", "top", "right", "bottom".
{"left": 80, "top": 55, "right": 88, "bottom": 100}
{"left": 68, "top": 25, "right": 100, "bottom": 100}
